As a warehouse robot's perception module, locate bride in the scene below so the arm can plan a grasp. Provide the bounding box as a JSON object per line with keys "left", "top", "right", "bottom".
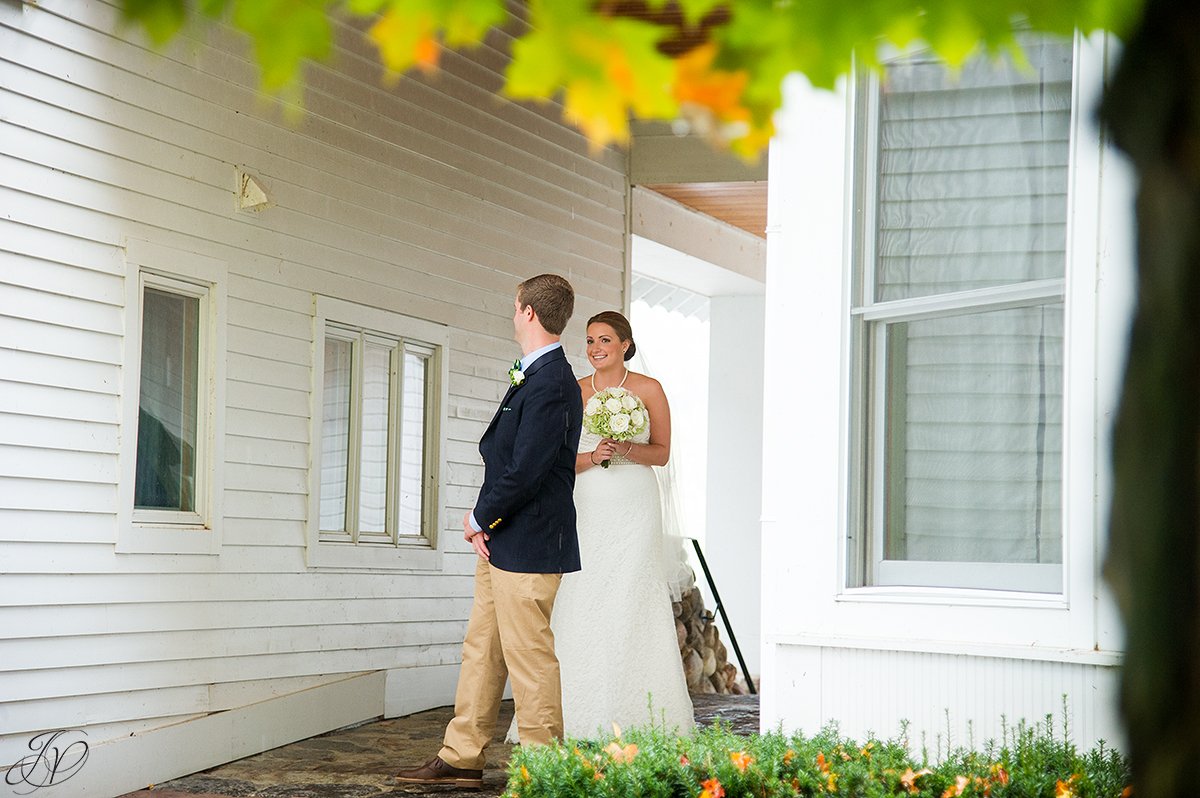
{"left": 510, "top": 310, "right": 694, "bottom": 741}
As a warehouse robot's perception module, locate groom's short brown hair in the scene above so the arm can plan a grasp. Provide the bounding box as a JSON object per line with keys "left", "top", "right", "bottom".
{"left": 518, "top": 274, "right": 574, "bottom": 335}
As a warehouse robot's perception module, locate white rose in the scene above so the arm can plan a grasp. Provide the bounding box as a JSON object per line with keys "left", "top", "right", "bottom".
{"left": 630, "top": 409, "right": 645, "bottom": 428}
{"left": 604, "top": 397, "right": 623, "bottom": 413}
{"left": 610, "top": 413, "right": 630, "bottom": 434}
{"left": 609, "top": 387, "right": 627, "bottom": 397}
{"left": 585, "top": 397, "right": 602, "bottom": 416}
{"left": 621, "top": 395, "right": 638, "bottom": 410}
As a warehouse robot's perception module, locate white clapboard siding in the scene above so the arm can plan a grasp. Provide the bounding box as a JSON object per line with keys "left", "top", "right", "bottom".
{"left": 2, "top": 597, "right": 475, "bottom": 639}
{"left": 0, "top": 0, "right": 627, "bottom": 772}
{"left": 767, "top": 644, "right": 1122, "bottom": 755}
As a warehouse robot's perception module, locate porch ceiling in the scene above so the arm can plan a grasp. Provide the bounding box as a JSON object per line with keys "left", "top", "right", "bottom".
{"left": 641, "top": 181, "right": 768, "bottom": 239}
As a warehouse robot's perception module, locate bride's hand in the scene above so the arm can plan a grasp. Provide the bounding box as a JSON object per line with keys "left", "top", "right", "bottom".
{"left": 595, "top": 438, "right": 619, "bottom": 461}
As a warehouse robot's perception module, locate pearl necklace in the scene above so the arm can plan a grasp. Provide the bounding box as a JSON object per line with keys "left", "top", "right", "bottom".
{"left": 591, "top": 368, "right": 629, "bottom": 394}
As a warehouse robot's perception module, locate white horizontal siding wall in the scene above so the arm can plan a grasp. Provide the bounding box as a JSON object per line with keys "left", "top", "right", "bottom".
{"left": 764, "top": 644, "right": 1122, "bottom": 755}
{"left": 0, "top": 0, "right": 626, "bottom": 782}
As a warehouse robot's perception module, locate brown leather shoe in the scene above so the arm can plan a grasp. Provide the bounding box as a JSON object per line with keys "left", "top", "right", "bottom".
{"left": 395, "top": 756, "right": 484, "bottom": 790}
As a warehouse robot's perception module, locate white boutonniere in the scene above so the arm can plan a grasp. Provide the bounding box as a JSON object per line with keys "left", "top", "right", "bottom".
{"left": 508, "top": 359, "right": 525, "bottom": 386}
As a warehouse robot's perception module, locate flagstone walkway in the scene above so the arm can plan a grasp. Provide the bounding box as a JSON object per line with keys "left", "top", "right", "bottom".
{"left": 121, "top": 694, "right": 757, "bottom": 798}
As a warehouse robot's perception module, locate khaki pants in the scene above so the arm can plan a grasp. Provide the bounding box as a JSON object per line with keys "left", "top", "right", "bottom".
{"left": 439, "top": 558, "right": 563, "bottom": 769}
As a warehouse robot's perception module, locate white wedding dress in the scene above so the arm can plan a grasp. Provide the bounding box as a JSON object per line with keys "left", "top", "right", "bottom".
{"left": 508, "top": 410, "right": 694, "bottom": 741}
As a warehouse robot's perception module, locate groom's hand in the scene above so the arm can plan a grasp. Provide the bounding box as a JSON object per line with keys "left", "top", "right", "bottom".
{"left": 463, "top": 511, "right": 490, "bottom": 559}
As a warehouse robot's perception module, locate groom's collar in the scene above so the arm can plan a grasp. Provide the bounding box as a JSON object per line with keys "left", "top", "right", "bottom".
{"left": 520, "top": 341, "right": 562, "bottom": 372}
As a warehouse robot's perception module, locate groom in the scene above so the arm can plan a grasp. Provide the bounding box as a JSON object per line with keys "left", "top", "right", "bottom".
{"left": 396, "top": 273, "right": 583, "bottom": 789}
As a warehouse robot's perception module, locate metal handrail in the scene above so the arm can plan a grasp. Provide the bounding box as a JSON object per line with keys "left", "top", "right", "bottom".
{"left": 685, "top": 537, "right": 757, "bottom": 695}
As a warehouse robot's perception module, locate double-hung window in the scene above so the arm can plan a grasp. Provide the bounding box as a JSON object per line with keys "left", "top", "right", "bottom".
{"left": 310, "top": 296, "right": 446, "bottom": 569}
{"left": 850, "top": 34, "right": 1074, "bottom": 593}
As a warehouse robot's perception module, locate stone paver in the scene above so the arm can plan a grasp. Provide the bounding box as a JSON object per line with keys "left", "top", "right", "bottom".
{"left": 122, "top": 694, "right": 757, "bottom": 798}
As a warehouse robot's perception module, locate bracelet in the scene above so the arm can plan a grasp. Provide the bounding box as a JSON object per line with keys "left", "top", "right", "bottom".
{"left": 590, "top": 451, "right": 600, "bottom": 465}
{"left": 622, "top": 443, "right": 634, "bottom": 457}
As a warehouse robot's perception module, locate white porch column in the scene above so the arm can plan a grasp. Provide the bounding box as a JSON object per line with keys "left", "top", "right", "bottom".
{"left": 704, "top": 295, "right": 765, "bottom": 679}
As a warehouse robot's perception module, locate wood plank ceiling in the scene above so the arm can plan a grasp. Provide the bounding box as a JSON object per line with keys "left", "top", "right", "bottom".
{"left": 643, "top": 181, "right": 768, "bottom": 238}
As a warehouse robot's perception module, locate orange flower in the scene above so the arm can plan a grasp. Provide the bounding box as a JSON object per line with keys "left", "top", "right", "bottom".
{"left": 827, "top": 773, "right": 839, "bottom": 792}
{"left": 816, "top": 752, "right": 830, "bottom": 774}
{"left": 860, "top": 742, "right": 874, "bottom": 759}
{"left": 942, "top": 774, "right": 970, "bottom": 798}
{"left": 603, "top": 741, "right": 638, "bottom": 763}
{"left": 680, "top": 755, "right": 690, "bottom": 766}
{"left": 700, "top": 777, "right": 725, "bottom": 798}
{"left": 1121, "top": 787, "right": 1133, "bottom": 798}
{"left": 990, "top": 765, "right": 1010, "bottom": 786}
{"left": 520, "top": 765, "right": 530, "bottom": 782}
{"left": 730, "top": 751, "right": 753, "bottom": 773}
{"left": 900, "top": 767, "right": 933, "bottom": 794}
{"left": 1056, "top": 776, "right": 1081, "bottom": 798}
{"left": 783, "top": 749, "right": 796, "bottom": 765}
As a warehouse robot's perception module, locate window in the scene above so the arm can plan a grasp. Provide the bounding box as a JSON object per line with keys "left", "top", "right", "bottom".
{"left": 118, "top": 241, "right": 227, "bottom": 555}
{"left": 309, "top": 296, "right": 446, "bottom": 569}
{"left": 850, "top": 34, "right": 1073, "bottom": 593}
{"left": 135, "top": 279, "right": 205, "bottom": 522}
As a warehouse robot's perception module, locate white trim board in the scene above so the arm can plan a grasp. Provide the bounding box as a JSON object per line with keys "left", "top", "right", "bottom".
{"left": 65, "top": 671, "right": 385, "bottom": 797}
{"left": 631, "top": 187, "right": 766, "bottom": 288}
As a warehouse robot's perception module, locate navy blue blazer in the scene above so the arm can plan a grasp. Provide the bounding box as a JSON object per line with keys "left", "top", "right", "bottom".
{"left": 474, "top": 347, "right": 583, "bottom": 574}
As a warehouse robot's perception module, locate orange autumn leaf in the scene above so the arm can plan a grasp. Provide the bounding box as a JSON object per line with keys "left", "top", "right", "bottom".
{"left": 412, "top": 34, "right": 440, "bottom": 72}
{"left": 730, "top": 751, "right": 753, "bottom": 773}
{"left": 368, "top": 8, "right": 439, "bottom": 76}
{"left": 673, "top": 42, "right": 750, "bottom": 121}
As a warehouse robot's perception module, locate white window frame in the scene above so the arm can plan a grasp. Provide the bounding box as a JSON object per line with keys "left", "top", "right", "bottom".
{"left": 308, "top": 295, "right": 448, "bottom": 570}
{"left": 847, "top": 35, "right": 1079, "bottom": 595}
{"left": 117, "top": 240, "right": 227, "bottom": 555}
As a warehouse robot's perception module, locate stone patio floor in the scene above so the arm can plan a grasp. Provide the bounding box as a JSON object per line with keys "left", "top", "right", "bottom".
{"left": 120, "top": 694, "right": 758, "bottom": 798}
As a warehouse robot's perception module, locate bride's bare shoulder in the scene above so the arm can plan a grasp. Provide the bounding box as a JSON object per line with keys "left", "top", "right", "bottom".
{"left": 626, "top": 371, "right": 665, "bottom": 398}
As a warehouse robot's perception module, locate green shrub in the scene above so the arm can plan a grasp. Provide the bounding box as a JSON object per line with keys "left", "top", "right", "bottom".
{"left": 503, "top": 714, "right": 1129, "bottom": 798}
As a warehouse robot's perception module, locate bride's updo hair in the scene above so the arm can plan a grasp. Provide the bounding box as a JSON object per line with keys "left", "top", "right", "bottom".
{"left": 587, "top": 310, "right": 636, "bottom": 361}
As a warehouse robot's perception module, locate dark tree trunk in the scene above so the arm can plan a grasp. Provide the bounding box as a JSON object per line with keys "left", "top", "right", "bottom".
{"left": 1101, "top": 1, "right": 1200, "bottom": 793}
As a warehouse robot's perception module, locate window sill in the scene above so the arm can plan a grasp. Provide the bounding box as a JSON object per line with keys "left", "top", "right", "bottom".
{"left": 306, "top": 541, "right": 442, "bottom": 571}
{"left": 116, "top": 523, "right": 220, "bottom": 555}
{"left": 764, "top": 632, "right": 1121, "bottom": 667}
{"left": 836, "top": 584, "right": 1068, "bottom": 610}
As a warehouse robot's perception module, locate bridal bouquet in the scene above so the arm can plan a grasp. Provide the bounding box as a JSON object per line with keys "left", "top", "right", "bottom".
{"left": 583, "top": 386, "right": 648, "bottom": 468}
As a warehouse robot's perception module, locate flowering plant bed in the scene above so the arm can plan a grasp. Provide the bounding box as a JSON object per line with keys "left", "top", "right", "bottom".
{"left": 504, "top": 715, "right": 1129, "bottom": 798}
